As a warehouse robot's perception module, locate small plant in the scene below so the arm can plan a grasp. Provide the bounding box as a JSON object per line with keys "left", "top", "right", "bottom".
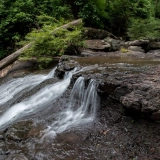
{"left": 120, "top": 47, "right": 128, "bottom": 53}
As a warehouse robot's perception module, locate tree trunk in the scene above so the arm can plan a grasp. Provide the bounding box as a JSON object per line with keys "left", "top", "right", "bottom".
{"left": 0, "top": 43, "right": 33, "bottom": 70}
{"left": 0, "top": 19, "right": 82, "bottom": 70}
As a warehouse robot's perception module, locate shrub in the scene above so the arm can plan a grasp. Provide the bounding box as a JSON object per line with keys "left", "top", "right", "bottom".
{"left": 18, "top": 22, "right": 84, "bottom": 65}
{"left": 127, "top": 18, "right": 160, "bottom": 40}
{"left": 120, "top": 47, "right": 128, "bottom": 53}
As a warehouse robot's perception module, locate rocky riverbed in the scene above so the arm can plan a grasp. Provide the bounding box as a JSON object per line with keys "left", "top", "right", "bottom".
{"left": 0, "top": 50, "right": 160, "bottom": 160}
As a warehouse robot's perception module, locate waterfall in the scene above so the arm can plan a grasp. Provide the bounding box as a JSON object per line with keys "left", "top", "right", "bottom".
{"left": 0, "top": 66, "right": 99, "bottom": 138}
{"left": 0, "top": 68, "right": 72, "bottom": 127}
{"left": 0, "top": 68, "right": 56, "bottom": 106}
{"left": 42, "top": 76, "right": 99, "bottom": 138}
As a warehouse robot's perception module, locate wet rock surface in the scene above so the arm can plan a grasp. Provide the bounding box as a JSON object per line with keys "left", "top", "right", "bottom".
{"left": 95, "top": 70, "right": 160, "bottom": 120}
{"left": 0, "top": 51, "right": 160, "bottom": 159}
{"left": 98, "top": 68, "right": 160, "bottom": 120}
{"left": 55, "top": 57, "right": 80, "bottom": 79}
{"left": 0, "top": 95, "right": 160, "bottom": 160}
{"left": 71, "top": 51, "right": 160, "bottom": 121}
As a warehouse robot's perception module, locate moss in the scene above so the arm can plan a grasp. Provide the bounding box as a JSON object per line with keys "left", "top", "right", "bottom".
{"left": 120, "top": 47, "right": 128, "bottom": 53}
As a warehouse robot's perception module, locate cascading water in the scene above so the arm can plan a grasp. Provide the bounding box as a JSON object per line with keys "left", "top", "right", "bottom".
{"left": 0, "top": 67, "right": 56, "bottom": 106}
{"left": 0, "top": 69, "right": 74, "bottom": 128}
{"left": 0, "top": 65, "right": 99, "bottom": 140}
{"left": 42, "top": 76, "right": 99, "bottom": 138}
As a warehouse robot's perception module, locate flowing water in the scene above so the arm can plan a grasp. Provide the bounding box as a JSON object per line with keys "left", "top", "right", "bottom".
{"left": 0, "top": 66, "right": 99, "bottom": 131}
{"left": 0, "top": 67, "right": 56, "bottom": 106}
{"left": 0, "top": 66, "right": 101, "bottom": 159}
{"left": 0, "top": 57, "right": 160, "bottom": 160}
{"left": 42, "top": 76, "right": 99, "bottom": 139}
{"left": 73, "top": 56, "right": 160, "bottom": 73}
{"left": 0, "top": 69, "right": 76, "bottom": 128}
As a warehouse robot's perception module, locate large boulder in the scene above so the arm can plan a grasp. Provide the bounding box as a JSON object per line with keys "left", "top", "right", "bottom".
{"left": 128, "top": 39, "right": 149, "bottom": 46}
{"left": 55, "top": 58, "right": 79, "bottom": 79}
{"left": 84, "top": 27, "right": 117, "bottom": 39}
{"left": 84, "top": 40, "right": 111, "bottom": 51}
{"left": 149, "top": 41, "right": 160, "bottom": 49}
{"left": 104, "top": 37, "right": 124, "bottom": 51}
{"left": 128, "top": 40, "right": 149, "bottom": 51}
{"left": 128, "top": 46, "right": 145, "bottom": 52}
{"left": 126, "top": 39, "right": 160, "bottom": 51}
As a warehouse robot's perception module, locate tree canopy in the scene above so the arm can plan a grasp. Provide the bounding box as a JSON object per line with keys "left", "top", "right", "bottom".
{"left": 0, "top": 0, "right": 160, "bottom": 59}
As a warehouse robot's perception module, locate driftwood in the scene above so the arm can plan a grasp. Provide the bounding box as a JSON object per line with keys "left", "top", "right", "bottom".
{"left": 0, "top": 43, "right": 33, "bottom": 70}
{"left": 0, "top": 19, "right": 82, "bottom": 70}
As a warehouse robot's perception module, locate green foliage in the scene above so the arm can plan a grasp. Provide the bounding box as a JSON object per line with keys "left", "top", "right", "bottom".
{"left": 154, "top": 1, "right": 160, "bottom": 18}
{"left": 104, "top": 0, "right": 155, "bottom": 36}
{"left": 131, "top": 0, "right": 154, "bottom": 18}
{"left": 105, "top": 0, "right": 131, "bottom": 36}
{"left": 19, "top": 23, "right": 84, "bottom": 64}
{"left": 0, "top": 0, "right": 36, "bottom": 59}
{"left": 0, "top": 0, "right": 72, "bottom": 59}
{"left": 1, "top": 0, "right": 160, "bottom": 60}
{"left": 75, "top": 0, "right": 107, "bottom": 28}
{"left": 127, "top": 18, "right": 160, "bottom": 40}
{"left": 120, "top": 47, "right": 128, "bottom": 53}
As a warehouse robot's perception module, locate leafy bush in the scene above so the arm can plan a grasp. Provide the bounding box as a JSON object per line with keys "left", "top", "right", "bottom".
{"left": 19, "top": 22, "right": 84, "bottom": 64}
{"left": 155, "top": 1, "right": 160, "bottom": 18}
{"left": 120, "top": 47, "right": 128, "bottom": 53}
{"left": 0, "top": 0, "right": 72, "bottom": 59}
{"left": 75, "top": 0, "right": 107, "bottom": 28}
{"left": 127, "top": 18, "right": 160, "bottom": 40}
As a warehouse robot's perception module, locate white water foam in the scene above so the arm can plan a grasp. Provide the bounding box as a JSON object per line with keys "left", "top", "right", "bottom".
{"left": 0, "top": 66, "right": 99, "bottom": 135}
{"left": 0, "top": 70, "right": 74, "bottom": 127}
{"left": 0, "top": 68, "right": 56, "bottom": 106}
{"left": 42, "top": 76, "right": 99, "bottom": 138}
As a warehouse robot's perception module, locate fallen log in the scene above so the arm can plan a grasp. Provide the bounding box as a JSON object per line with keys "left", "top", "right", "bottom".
{"left": 51, "top": 19, "right": 82, "bottom": 34}
{"left": 0, "top": 19, "right": 82, "bottom": 70}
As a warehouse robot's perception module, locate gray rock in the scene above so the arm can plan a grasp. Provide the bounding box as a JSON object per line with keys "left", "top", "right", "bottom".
{"left": 151, "top": 110, "right": 160, "bottom": 121}
{"left": 5, "top": 155, "right": 28, "bottom": 160}
{"left": 114, "top": 86, "right": 130, "bottom": 100}
{"left": 149, "top": 41, "right": 160, "bottom": 49}
{"left": 128, "top": 46, "right": 145, "bottom": 52}
{"left": 104, "top": 37, "right": 123, "bottom": 51}
{"left": 121, "top": 92, "right": 142, "bottom": 111}
{"left": 95, "top": 62, "right": 160, "bottom": 120}
{"left": 55, "top": 59, "right": 79, "bottom": 78}
{"left": 84, "top": 27, "right": 117, "bottom": 39}
{"left": 128, "top": 40, "right": 149, "bottom": 46}
{"left": 84, "top": 40, "right": 111, "bottom": 51}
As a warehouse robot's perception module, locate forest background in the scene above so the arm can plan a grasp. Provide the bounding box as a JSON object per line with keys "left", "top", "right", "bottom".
{"left": 0, "top": 0, "right": 160, "bottom": 62}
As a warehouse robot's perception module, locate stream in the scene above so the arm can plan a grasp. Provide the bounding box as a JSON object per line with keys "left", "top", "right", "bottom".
{"left": 0, "top": 56, "right": 160, "bottom": 160}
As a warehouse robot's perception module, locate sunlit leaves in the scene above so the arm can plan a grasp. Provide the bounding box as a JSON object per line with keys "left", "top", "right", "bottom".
{"left": 19, "top": 22, "right": 83, "bottom": 64}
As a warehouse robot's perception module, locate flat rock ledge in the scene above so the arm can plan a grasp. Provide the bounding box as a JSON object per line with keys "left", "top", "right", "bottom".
{"left": 56, "top": 57, "right": 160, "bottom": 121}
{"left": 97, "top": 67, "right": 160, "bottom": 121}
{"left": 84, "top": 36, "right": 160, "bottom": 53}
